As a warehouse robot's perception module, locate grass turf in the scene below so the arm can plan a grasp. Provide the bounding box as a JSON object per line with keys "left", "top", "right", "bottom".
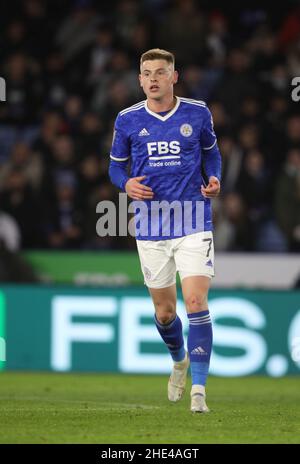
{"left": 0, "top": 372, "right": 299, "bottom": 444}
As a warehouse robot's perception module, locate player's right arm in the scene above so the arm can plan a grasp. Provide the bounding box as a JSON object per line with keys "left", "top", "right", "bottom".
{"left": 109, "top": 113, "right": 153, "bottom": 200}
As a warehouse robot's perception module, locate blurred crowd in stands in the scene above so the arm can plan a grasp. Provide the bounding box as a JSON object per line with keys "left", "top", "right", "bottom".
{"left": 0, "top": 0, "right": 300, "bottom": 253}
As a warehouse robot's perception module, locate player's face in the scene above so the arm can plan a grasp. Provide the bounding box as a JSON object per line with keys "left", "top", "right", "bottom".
{"left": 139, "top": 59, "right": 178, "bottom": 100}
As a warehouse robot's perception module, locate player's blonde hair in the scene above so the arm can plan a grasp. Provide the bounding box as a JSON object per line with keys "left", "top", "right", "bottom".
{"left": 140, "top": 48, "right": 175, "bottom": 67}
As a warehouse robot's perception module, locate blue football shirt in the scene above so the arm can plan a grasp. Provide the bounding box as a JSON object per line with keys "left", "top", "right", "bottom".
{"left": 110, "top": 96, "right": 220, "bottom": 240}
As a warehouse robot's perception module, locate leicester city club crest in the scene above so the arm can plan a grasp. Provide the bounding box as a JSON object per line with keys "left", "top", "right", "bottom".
{"left": 143, "top": 266, "right": 152, "bottom": 280}
{"left": 180, "top": 123, "right": 193, "bottom": 137}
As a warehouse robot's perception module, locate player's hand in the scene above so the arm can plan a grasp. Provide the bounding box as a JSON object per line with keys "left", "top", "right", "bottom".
{"left": 125, "top": 176, "right": 154, "bottom": 200}
{"left": 201, "top": 176, "right": 221, "bottom": 199}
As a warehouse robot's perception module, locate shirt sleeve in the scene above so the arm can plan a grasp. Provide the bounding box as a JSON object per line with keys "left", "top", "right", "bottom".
{"left": 202, "top": 143, "right": 222, "bottom": 181}
{"left": 110, "top": 113, "right": 130, "bottom": 162}
{"left": 109, "top": 159, "right": 129, "bottom": 191}
{"left": 200, "top": 106, "right": 217, "bottom": 151}
{"left": 200, "top": 105, "right": 222, "bottom": 181}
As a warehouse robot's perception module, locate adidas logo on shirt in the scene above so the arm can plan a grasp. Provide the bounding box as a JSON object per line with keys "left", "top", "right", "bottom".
{"left": 138, "top": 128, "right": 150, "bottom": 136}
{"left": 191, "top": 346, "right": 206, "bottom": 355}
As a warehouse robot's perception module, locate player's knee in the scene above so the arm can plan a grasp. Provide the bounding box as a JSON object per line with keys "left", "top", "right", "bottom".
{"left": 153, "top": 297, "right": 175, "bottom": 311}
{"left": 155, "top": 303, "right": 176, "bottom": 324}
{"left": 156, "top": 312, "right": 175, "bottom": 325}
{"left": 185, "top": 293, "right": 207, "bottom": 312}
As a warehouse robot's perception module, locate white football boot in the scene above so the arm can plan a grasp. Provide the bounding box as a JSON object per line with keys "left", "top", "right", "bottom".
{"left": 168, "top": 351, "right": 190, "bottom": 402}
{"left": 190, "top": 384, "right": 210, "bottom": 413}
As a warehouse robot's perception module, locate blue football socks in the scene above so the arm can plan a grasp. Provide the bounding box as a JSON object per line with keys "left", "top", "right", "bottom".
{"left": 155, "top": 314, "right": 186, "bottom": 362}
{"left": 187, "top": 310, "right": 212, "bottom": 386}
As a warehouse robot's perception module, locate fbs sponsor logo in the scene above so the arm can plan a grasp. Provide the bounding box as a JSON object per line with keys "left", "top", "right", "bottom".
{"left": 147, "top": 141, "right": 180, "bottom": 157}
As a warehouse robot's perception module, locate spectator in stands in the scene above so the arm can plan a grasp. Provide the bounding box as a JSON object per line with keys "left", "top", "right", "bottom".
{"left": 157, "top": 0, "right": 207, "bottom": 66}
{"left": 218, "top": 135, "right": 242, "bottom": 194}
{"left": 0, "top": 169, "right": 42, "bottom": 248}
{"left": 1, "top": 52, "right": 44, "bottom": 125}
{"left": 0, "top": 142, "right": 43, "bottom": 192}
{"left": 275, "top": 149, "right": 300, "bottom": 251}
{"left": 55, "top": 1, "right": 100, "bottom": 64}
{"left": 237, "top": 149, "right": 272, "bottom": 225}
{"left": 44, "top": 173, "right": 83, "bottom": 249}
{"left": 214, "top": 193, "right": 254, "bottom": 251}
{"left": 0, "top": 210, "right": 38, "bottom": 282}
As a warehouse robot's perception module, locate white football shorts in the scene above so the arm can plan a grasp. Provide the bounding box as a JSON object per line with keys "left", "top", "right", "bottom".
{"left": 136, "top": 231, "right": 214, "bottom": 289}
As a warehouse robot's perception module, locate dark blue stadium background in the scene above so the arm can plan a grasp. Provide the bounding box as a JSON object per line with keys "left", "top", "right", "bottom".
{"left": 0, "top": 0, "right": 299, "bottom": 257}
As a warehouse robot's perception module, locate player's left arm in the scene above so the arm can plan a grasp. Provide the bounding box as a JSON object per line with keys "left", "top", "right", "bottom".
{"left": 200, "top": 106, "right": 222, "bottom": 199}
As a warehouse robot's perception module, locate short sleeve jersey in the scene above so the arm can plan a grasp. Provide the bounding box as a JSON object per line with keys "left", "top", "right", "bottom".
{"left": 110, "top": 97, "right": 217, "bottom": 240}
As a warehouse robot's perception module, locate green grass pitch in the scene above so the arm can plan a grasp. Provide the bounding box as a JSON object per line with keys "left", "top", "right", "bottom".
{"left": 0, "top": 372, "right": 299, "bottom": 444}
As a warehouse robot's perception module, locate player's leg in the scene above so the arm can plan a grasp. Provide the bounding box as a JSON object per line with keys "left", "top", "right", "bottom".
{"left": 149, "top": 284, "right": 177, "bottom": 325}
{"left": 175, "top": 231, "right": 214, "bottom": 412}
{"left": 136, "top": 239, "right": 189, "bottom": 402}
{"left": 148, "top": 284, "right": 189, "bottom": 401}
{"left": 181, "top": 275, "right": 212, "bottom": 413}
